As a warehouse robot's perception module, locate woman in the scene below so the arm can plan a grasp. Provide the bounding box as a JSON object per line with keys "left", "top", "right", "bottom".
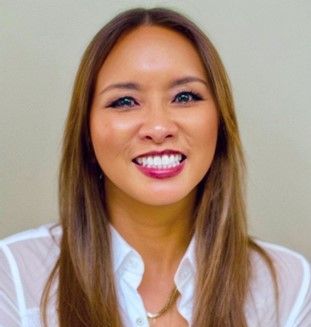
{"left": 0, "top": 7, "right": 310, "bottom": 327}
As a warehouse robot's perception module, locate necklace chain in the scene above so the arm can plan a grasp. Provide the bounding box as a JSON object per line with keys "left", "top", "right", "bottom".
{"left": 146, "top": 286, "right": 179, "bottom": 322}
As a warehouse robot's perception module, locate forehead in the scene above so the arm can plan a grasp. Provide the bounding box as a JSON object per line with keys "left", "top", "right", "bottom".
{"left": 96, "top": 25, "right": 207, "bottom": 84}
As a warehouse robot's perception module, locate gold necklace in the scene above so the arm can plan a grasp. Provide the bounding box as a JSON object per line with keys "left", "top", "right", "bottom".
{"left": 146, "top": 286, "right": 179, "bottom": 324}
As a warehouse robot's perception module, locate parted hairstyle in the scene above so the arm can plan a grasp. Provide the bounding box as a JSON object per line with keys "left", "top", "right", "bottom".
{"left": 41, "top": 7, "right": 277, "bottom": 327}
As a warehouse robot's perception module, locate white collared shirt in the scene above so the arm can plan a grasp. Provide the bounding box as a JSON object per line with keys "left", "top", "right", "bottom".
{"left": 110, "top": 225, "right": 196, "bottom": 326}
{"left": 0, "top": 223, "right": 310, "bottom": 326}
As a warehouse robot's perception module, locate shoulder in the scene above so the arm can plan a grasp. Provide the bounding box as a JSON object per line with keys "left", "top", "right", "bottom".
{"left": 0, "top": 223, "right": 61, "bottom": 246}
{"left": 0, "top": 222, "right": 61, "bottom": 262}
{"left": 0, "top": 223, "right": 61, "bottom": 287}
{"left": 254, "top": 240, "right": 310, "bottom": 286}
{"left": 257, "top": 240, "right": 310, "bottom": 270}
{"left": 0, "top": 224, "right": 62, "bottom": 326}
{"left": 248, "top": 240, "right": 311, "bottom": 326}
{"left": 254, "top": 240, "right": 310, "bottom": 301}
{"left": 0, "top": 223, "right": 61, "bottom": 261}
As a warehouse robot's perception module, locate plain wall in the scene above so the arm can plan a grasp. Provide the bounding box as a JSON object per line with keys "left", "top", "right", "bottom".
{"left": 1, "top": 0, "right": 310, "bottom": 260}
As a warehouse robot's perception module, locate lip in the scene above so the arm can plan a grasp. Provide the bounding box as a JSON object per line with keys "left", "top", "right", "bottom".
{"left": 134, "top": 159, "right": 186, "bottom": 179}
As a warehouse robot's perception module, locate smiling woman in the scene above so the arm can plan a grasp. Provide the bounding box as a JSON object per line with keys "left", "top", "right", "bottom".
{"left": 0, "top": 7, "right": 310, "bottom": 327}
{"left": 90, "top": 25, "right": 218, "bottom": 207}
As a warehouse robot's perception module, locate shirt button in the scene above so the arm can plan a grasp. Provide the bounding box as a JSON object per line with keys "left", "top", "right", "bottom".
{"left": 136, "top": 317, "right": 144, "bottom": 326}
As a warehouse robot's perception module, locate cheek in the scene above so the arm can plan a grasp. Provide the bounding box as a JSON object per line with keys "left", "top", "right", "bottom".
{"left": 196, "top": 124, "right": 218, "bottom": 186}
{"left": 90, "top": 113, "right": 135, "bottom": 162}
{"left": 191, "top": 113, "right": 218, "bottom": 179}
{"left": 200, "top": 118, "right": 218, "bottom": 151}
{"left": 185, "top": 107, "right": 219, "bottom": 152}
{"left": 90, "top": 120, "right": 111, "bottom": 154}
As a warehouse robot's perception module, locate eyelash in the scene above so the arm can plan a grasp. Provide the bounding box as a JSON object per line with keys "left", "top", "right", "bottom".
{"left": 173, "top": 90, "right": 203, "bottom": 103}
{"left": 107, "top": 90, "right": 203, "bottom": 109}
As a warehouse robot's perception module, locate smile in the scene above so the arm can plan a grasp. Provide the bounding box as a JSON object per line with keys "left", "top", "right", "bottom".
{"left": 134, "top": 154, "right": 185, "bottom": 169}
{"left": 132, "top": 150, "right": 187, "bottom": 179}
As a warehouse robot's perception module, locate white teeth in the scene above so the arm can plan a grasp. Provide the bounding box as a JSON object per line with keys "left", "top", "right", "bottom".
{"left": 162, "top": 155, "right": 169, "bottom": 165}
{"left": 154, "top": 156, "right": 161, "bottom": 165}
{"left": 135, "top": 153, "right": 184, "bottom": 169}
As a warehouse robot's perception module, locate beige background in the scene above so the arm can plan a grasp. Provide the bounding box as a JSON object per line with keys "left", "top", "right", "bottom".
{"left": 1, "top": 1, "right": 310, "bottom": 260}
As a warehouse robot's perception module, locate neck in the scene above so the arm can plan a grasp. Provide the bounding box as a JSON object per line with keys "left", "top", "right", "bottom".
{"left": 105, "top": 185, "right": 196, "bottom": 272}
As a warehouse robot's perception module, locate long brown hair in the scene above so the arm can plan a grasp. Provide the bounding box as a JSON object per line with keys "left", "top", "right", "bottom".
{"left": 41, "top": 7, "right": 277, "bottom": 327}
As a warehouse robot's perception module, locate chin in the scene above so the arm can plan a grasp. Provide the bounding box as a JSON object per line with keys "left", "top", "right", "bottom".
{"left": 134, "top": 190, "right": 192, "bottom": 207}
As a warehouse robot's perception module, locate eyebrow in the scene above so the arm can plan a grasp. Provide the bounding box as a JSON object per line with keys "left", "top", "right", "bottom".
{"left": 170, "top": 76, "right": 208, "bottom": 88}
{"left": 98, "top": 76, "right": 209, "bottom": 95}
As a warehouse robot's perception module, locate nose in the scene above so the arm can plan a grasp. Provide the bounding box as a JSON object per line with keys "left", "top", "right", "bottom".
{"left": 138, "top": 105, "right": 178, "bottom": 144}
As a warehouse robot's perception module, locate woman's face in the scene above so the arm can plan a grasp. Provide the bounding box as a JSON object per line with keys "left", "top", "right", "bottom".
{"left": 90, "top": 26, "right": 218, "bottom": 206}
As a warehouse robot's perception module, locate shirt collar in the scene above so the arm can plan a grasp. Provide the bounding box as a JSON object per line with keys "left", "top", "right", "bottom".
{"left": 174, "top": 237, "right": 196, "bottom": 287}
{"left": 110, "top": 224, "right": 196, "bottom": 277}
{"left": 109, "top": 224, "right": 196, "bottom": 324}
{"left": 174, "top": 237, "right": 196, "bottom": 323}
{"left": 109, "top": 224, "right": 144, "bottom": 275}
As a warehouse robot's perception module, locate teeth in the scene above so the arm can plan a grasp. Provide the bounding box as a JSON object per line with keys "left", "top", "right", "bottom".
{"left": 136, "top": 154, "right": 183, "bottom": 169}
{"left": 162, "top": 155, "right": 169, "bottom": 165}
{"left": 154, "top": 156, "right": 161, "bottom": 165}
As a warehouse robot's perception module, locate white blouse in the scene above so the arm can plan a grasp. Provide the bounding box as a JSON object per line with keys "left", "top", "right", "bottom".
{"left": 0, "top": 223, "right": 310, "bottom": 327}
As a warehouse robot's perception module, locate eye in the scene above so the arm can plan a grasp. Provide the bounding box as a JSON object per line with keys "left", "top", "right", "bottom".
{"left": 108, "top": 96, "right": 138, "bottom": 108}
{"left": 173, "top": 91, "right": 203, "bottom": 104}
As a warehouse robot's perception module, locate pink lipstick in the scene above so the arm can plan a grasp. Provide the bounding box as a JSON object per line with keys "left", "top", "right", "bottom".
{"left": 132, "top": 149, "right": 187, "bottom": 179}
{"left": 135, "top": 161, "right": 185, "bottom": 179}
